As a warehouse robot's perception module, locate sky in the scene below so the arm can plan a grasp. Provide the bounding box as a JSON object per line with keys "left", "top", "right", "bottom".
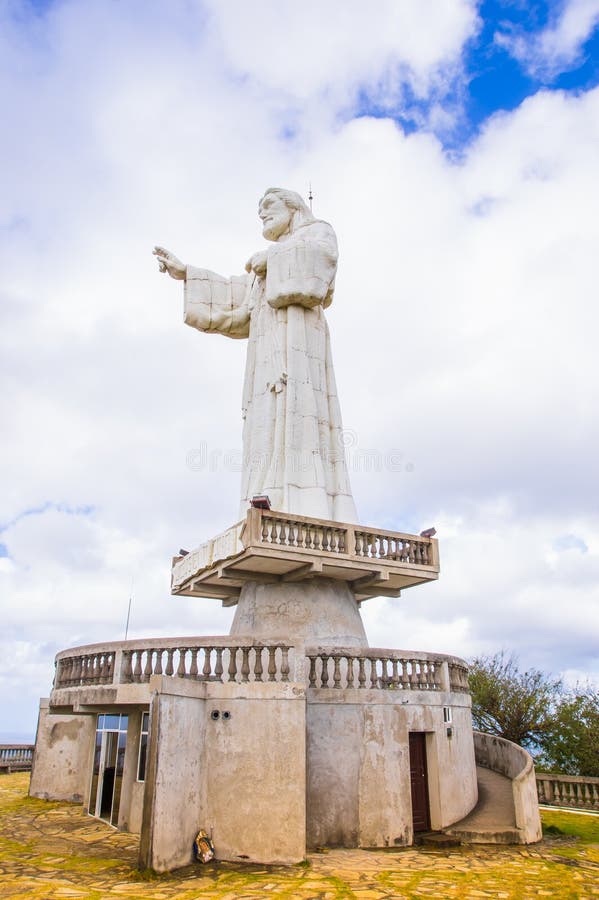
{"left": 1, "top": 0, "right": 599, "bottom": 742}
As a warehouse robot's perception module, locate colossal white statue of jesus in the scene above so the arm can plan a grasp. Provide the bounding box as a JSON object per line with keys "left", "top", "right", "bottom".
{"left": 154, "top": 188, "right": 358, "bottom": 523}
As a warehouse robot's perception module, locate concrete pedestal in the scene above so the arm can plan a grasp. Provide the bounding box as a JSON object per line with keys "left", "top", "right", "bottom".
{"left": 230, "top": 578, "right": 368, "bottom": 647}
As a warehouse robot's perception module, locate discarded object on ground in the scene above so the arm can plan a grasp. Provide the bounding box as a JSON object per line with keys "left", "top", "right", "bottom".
{"left": 193, "top": 829, "right": 215, "bottom": 863}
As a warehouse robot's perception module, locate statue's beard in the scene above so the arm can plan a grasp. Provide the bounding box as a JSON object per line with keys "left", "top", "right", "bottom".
{"left": 262, "top": 213, "right": 291, "bottom": 242}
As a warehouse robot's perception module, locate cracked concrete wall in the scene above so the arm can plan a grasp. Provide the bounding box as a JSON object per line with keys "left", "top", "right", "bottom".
{"left": 29, "top": 700, "right": 96, "bottom": 803}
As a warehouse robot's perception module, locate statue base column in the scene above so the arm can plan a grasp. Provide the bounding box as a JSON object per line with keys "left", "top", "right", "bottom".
{"left": 229, "top": 578, "right": 368, "bottom": 648}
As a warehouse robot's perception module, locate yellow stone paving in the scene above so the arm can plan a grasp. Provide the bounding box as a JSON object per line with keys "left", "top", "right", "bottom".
{"left": 1, "top": 773, "right": 599, "bottom": 899}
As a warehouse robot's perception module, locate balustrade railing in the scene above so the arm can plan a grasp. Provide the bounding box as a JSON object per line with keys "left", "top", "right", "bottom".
{"left": 260, "top": 515, "right": 347, "bottom": 553}
{"left": 448, "top": 662, "right": 470, "bottom": 693}
{"left": 536, "top": 773, "right": 599, "bottom": 811}
{"left": 0, "top": 745, "right": 34, "bottom": 772}
{"left": 52, "top": 641, "right": 468, "bottom": 696}
{"left": 306, "top": 651, "right": 445, "bottom": 691}
{"left": 55, "top": 651, "right": 115, "bottom": 687}
{"left": 243, "top": 509, "right": 437, "bottom": 568}
{"left": 121, "top": 644, "right": 290, "bottom": 685}
{"left": 353, "top": 530, "right": 431, "bottom": 565}
{"left": 53, "top": 640, "right": 292, "bottom": 689}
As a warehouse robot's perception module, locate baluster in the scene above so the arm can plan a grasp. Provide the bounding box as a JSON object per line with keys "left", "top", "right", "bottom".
{"left": 339, "top": 528, "right": 347, "bottom": 553}
{"left": 267, "top": 646, "right": 277, "bottom": 681}
{"left": 308, "top": 656, "right": 317, "bottom": 687}
{"left": 411, "top": 659, "right": 420, "bottom": 688}
{"left": 214, "top": 647, "right": 223, "bottom": 681}
{"left": 427, "top": 662, "right": 435, "bottom": 689}
{"left": 86, "top": 655, "right": 94, "bottom": 683}
{"left": 254, "top": 646, "right": 263, "bottom": 682}
{"left": 154, "top": 649, "right": 163, "bottom": 676}
{"left": 346, "top": 656, "right": 355, "bottom": 688}
{"left": 98, "top": 654, "right": 107, "bottom": 682}
{"left": 165, "top": 648, "right": 175, "bottom": 676}
{"left": 203, "top": 647, "right": 213, "bottom": 680}
{"left": 280, "top": 646, "right": 290, "bottom": 682}
{"left": 381, "top": 657, "right": 390, "bottom": 687}
{"left": 133, "top": 651, "right": 143, "bottom": 683}
{"left": 369, "top": 657, "right": 379, "bottom": 688}
{"left": 358, "top": 657, "right": 366, "bottom": 688}
{"left": 177, "top": 648, "right": 187, "bottom": 678}
{"left": 400, "top": 659, "right": 409, "bottom": 689}
{"left": 143, "top": 650, "right": 154, "bottom": 682}
{"left": 355, "top": 532, "right": 364, "bottom": 556}
{"left": 241, "top": 647, "right": 250, "bottom": 682}
{"left": 320, "top": 654, "right": 330, "bottom": 687}
{"left": 189, "top": 647, "right": 199, "bottom": 679}
{"left": 377, "top": 535, "right": 385, "bottom": 558}
{"left": 333, "top": 655, "right": 342, "bottom": 688}
{"left": 391, "top": 658, "right": 399, "bottom": 687}
{"left": 228, "top": 647, "right": 238, "bottom": 682}
{"left": 121, "top": 651, "right": 132, "bottom": 684}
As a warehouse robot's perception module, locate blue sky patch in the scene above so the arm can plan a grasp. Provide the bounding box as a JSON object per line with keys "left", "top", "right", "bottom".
{"left": 353, "top": 0, "right": 599, "bottom": 151}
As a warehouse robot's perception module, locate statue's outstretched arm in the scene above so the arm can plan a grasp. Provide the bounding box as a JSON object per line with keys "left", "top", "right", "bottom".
{"left": 184, "top": 267, "right": 251, "bottom": 340}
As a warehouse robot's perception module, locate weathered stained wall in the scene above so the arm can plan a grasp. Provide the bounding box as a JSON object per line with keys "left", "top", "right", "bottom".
{"left": 139, "top": 677, "right": 306, "bottom": 872}
{"left": 29, "top": 700, "right": 96, "bottom": 803}
{"left": 139, "top": 685, "right": 205, "bottom": 872}
{"left": 307, "top": 690, "right": 477, "bottom": 848}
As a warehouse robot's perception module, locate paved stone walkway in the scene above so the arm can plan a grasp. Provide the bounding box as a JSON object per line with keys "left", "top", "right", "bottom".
{"left": 2, "top": 773, "right": 599, "bottom": 899}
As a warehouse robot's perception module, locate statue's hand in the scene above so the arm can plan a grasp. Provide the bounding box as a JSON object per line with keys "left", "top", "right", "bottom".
{"left": 153, "top": 246, "right": 186, "bottom": 280}
{"left": 245, "top": 250, "right": 268, "bottom": 277}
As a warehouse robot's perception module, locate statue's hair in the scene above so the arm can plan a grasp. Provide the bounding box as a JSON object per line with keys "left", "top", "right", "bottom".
{"left": 260, "top": 187, "right": 316, "bottom": 230}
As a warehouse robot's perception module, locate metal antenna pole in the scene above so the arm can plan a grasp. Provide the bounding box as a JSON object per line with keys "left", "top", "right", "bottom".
{"left": 124, "top": 578, "right": 133, "bottom": 640}
{"left": 308, "top": 183, "right": 313, "bottom": 212}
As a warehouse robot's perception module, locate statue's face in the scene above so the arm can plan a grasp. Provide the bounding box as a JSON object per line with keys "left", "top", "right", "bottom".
{"left": 259, "top": 194, "right": 292, "bottom": 241}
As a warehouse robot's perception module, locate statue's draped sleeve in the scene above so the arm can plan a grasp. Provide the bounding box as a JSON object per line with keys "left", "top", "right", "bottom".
{"left": 265, "top": 222, "right": 338, "bottom": 310}
{"left": 184, "top": 267, "right": 251, "bottom": 339}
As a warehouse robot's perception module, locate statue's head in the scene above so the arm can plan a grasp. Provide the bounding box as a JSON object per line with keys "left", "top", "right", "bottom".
{"left": 259, "top": 188, "right": 315, "bottom": 241}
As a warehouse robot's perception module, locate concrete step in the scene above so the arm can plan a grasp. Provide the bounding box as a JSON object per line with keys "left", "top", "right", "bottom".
{"left": 415, "top": 832, "right": 462, "bottom": 848}
{"left": 444, "top": 765, "right": 522, "bottom": 845}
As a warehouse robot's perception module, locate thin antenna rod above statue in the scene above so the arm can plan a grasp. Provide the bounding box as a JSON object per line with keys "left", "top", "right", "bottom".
{"left": 308, "top": 183, "right": 313, "bottom": 212}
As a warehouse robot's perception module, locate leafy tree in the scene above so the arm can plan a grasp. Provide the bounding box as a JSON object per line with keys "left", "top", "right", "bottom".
{"left": 468, "top": 651, "right": 562, "bottom": 747}
{"left": 537, "top": 686, "right": 599, "bottom": 777}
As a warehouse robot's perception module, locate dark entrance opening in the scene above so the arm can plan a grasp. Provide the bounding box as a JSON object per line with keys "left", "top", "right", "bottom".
{"left": 88, "top": 714, "right": 128, "bottom": 827}
{"left": 409, "top": 732, "right": 430, "bottom": 833}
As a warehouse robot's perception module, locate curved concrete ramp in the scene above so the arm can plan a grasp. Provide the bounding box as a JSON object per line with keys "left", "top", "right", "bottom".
{"left": 445, "top": 765, "right": 521, "bottom": 844}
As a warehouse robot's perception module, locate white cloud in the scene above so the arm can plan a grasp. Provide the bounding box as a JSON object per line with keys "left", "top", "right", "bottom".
{"left": 1, "top": 1, "right": 598, "bottom": 738}
{"left": 495, "top": 0, "right": 599, "bottom": 79}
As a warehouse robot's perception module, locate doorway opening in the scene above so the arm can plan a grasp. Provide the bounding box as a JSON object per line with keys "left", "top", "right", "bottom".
{"left": 89, "top": 714, "right": 128, "bottom": 826}
{"left": 408, "top": 731, "right": 430, "bottom": 833}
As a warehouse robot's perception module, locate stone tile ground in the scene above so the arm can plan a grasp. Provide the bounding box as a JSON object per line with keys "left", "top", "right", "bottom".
{"left": 1, "top": 773, "right": 599, "bottom": 899}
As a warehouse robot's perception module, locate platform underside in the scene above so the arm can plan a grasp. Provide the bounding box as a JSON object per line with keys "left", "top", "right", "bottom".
{"left": 171, "top": 508, "right": 439, "bottom": 605}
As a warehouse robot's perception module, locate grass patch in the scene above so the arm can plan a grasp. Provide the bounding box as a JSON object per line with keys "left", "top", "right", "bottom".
{"left": 541, "top": 808, "right": 599, "bottom": 843}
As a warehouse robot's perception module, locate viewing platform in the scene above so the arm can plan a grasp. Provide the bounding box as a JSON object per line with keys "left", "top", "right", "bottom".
{"left": 171, "top": 507, "right": 440, "bottom": 604}
{"left": 47, "top": 637, "right": 469, "bottom": 711}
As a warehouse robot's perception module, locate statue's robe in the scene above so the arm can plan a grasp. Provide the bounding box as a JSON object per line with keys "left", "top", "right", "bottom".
{"left": 183, "top": 219, "right": 358, "bottom": 523}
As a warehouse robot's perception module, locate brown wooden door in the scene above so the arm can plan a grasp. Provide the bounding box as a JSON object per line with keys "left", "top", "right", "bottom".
{"left": 409, "top": 732, "right": 430, "bottom": 832}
